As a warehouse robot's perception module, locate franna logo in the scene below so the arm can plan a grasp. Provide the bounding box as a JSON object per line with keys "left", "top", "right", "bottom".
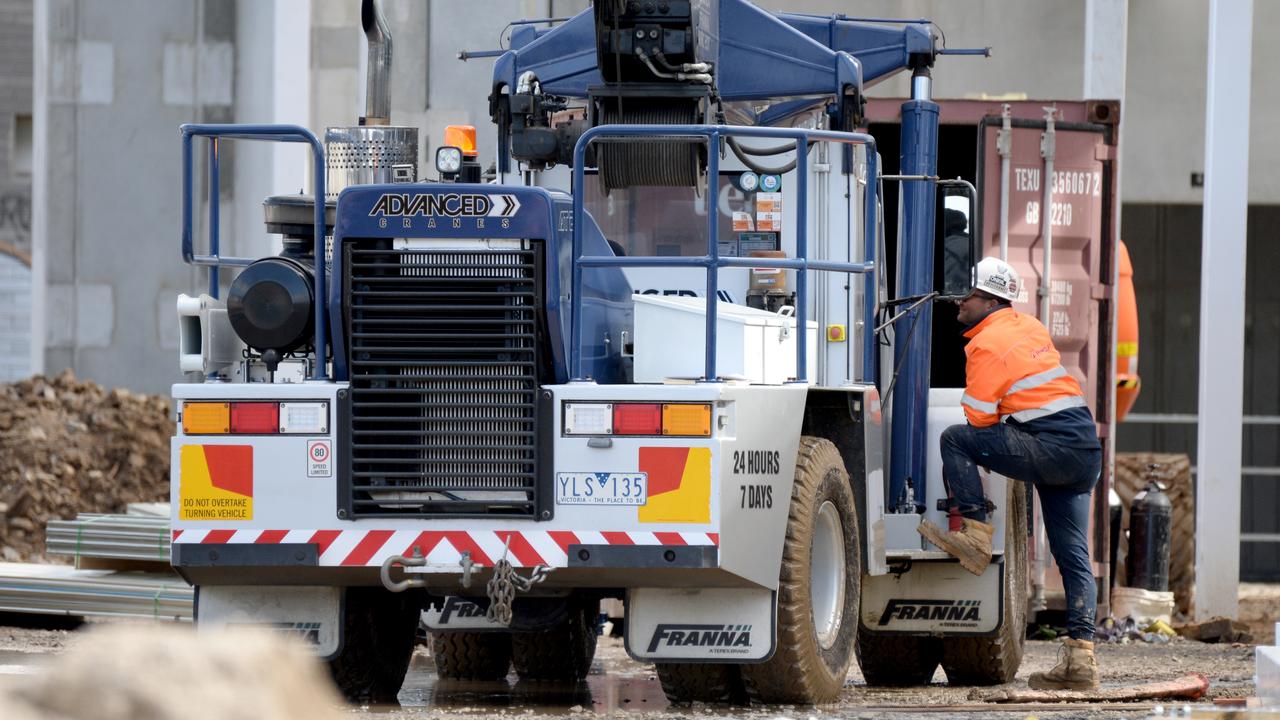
{"left": 647, "top": 624, "right": 753, "bottom": 654}
{"left": 369, "top": 192, "right": 521, "bottom": 218}
{"left": 878, "top": 599, "right": 982, "bottom": 626}
{"left": 437, "top": 596, "right": 486, "bottom": 623}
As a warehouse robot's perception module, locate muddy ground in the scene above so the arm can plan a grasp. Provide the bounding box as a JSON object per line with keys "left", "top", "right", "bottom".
{"left": 0, "top": 622, "right": 1260, "bottom": 720}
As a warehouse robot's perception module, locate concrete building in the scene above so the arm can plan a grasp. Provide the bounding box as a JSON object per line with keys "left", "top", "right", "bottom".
{"left": 26, "top": 2, "right": 1279, "bottom": 572}
{"left": 0, "top": 0, "right": 33, "bottom": 381}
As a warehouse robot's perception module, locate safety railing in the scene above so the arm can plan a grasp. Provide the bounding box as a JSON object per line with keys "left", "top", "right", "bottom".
{"left": 179, "top": 124, "right": 329, "bottom": 381}
{"left": 569, "top": 124, "right": 879, "bottom": 384}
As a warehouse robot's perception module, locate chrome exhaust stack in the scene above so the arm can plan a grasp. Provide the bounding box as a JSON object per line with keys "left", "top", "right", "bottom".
{"left": 361, "top": 0, "right": 392, "bottom": 126}
{"left": 324, "top": 0, "right": 419, "bottom": 199}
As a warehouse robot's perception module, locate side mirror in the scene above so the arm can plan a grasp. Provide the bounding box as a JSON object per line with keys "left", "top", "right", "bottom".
{"left": 935, "top": 179, "right": 978, "bottom": 300}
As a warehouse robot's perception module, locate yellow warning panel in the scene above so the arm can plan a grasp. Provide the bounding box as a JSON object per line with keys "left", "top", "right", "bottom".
{"left": 638, "top": 446, "right": 711, "bottom": 524}
{"left": 179, "top": 445, "right": 254, "bottom": 521}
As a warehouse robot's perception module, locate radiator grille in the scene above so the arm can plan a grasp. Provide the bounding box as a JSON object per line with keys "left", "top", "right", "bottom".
{"left": 344, "top": 241, "right": 541, "bottom": 518}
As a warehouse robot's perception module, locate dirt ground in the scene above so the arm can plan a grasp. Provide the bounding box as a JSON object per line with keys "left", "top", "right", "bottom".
{"left": 0, "top": 618, "right": 1263, "bottom": 720}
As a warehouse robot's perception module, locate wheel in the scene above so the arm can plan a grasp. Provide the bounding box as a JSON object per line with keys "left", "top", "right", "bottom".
{"left": 740, "top": 436, "right": 860, "bottom": 704}
{"left": 940, "top": 480, "right": 1028, "bottom": 685}
{"left": 430, "top": 631, "right": 512, "bottom": 680}
{"left": 855, "top": 632, "right": 941, "bottom": 686}
{"left": 656, "top": 663, "right": 748, "bottom": 704}
{"left": 327, "top": 587, "right": 423, "bottom": 703}
{"left": 511, "top": 597, "right": 599, "bottom": 681}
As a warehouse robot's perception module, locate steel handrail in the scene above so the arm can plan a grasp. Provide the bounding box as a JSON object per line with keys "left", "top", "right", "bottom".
{"left": 179, "top": 124, "right": 329, "bottom": 381}
{"left": 569, "top": 123, "right": 880, "bottom": 384}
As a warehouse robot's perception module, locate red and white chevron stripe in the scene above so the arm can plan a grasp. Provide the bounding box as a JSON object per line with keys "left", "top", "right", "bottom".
{"left": 172, "top": 529, "right": 719, "bottom": 568}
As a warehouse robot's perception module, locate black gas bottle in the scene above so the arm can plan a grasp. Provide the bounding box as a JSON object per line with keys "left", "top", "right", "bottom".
{"left": 1126, "top": 465, "right": 1173, "bottom": 592}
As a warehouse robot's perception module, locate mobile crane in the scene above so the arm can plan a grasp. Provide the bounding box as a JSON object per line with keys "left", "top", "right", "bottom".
{"left": 171, "top": 0, "right": 1053, "bottom": 704}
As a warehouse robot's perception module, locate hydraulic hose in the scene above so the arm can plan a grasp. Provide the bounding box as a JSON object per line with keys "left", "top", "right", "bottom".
{"left": 726, "top": 135, "right": 815, "bottom": 175}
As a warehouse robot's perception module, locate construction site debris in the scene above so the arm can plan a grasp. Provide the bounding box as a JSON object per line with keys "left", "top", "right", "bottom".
{"left": 972, "top": 672, "right": 1209, "bottom": 703}
{"left": 1097, "top": 615, "right": 1178, "bottom": 644}
{"left": 1178, "top": 617, "right": 1255, "bottom": 644}
{"left": 0, "top": 371, "right": 172, "bottom": 563}
{"left": 0, "top": 624, "right": 343, "bottom": 720}
{"left": 0, "top": 562, "right": 191, "bottom": 621}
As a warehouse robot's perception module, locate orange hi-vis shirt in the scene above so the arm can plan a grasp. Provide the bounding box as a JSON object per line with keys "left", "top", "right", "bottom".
{"left": 961, "top": 307, "right": 1091, "bottom": 433}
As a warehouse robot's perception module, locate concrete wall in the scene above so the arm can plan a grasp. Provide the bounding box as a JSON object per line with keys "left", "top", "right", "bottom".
{"left": 33, "top": 0, "right": 231, "bottom": 393}
{"left": 28, "top": 0, "right": 1280, "bottom": 395}
{"left": 0, "top": 0, "right": 33, "bottom": 381}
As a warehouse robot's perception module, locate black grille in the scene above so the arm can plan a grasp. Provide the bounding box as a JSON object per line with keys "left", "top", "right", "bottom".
{"left": 342, "top": 241, "right": 543, "bottom": 518}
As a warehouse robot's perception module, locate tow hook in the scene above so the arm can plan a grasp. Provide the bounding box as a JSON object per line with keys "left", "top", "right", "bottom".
{"left": 380, "top": 547, "right": 427, "bottom": 592}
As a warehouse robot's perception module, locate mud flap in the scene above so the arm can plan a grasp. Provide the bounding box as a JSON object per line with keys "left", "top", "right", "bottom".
{"left": 861, "top": 559, "right": 1004, "bottom": 636}
{"left": 625, "top": 587, "right": 775, "bottom": 663}
{"left": 197, "top": 585, "right": 342, "bottom": 659}
{"left": 421, "top": 595, "right": 569, "bottom": 633}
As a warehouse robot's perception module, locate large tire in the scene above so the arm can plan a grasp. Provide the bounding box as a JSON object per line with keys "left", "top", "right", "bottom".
{"left": 656, "top": 663, "right": 748, "bottom": 704}
{"left": 940, "top": 479, "right": 1028, "bottom": 685}
{"left": 327, "top": 587, "right": 423, "bottom": 703}
{"left": 430, "top": 631, "right": 512, "bottom": 681}
{"left": 511, "top": 597, "right": 600, "bottom": 681}
{"left": 740, "top": 436, "right": 860, "bottom": 704}
{"left": 855, "top": 632, "right": 941, "bottom": 686}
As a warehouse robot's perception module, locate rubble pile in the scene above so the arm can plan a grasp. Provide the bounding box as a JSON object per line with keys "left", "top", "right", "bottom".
{"left": 0, "top": 371, "right": 172, "bottom": 562}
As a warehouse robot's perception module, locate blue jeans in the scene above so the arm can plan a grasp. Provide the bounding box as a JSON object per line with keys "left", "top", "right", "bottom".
{"left": 940, "top": 422, "right": 1102, "bottom": 640}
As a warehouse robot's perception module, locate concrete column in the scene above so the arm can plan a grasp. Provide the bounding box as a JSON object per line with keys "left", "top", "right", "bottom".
{"left": 1195, "top": 0, "right": 1253, "bottom": 621}
{"left": 30, "top": 0, "right": 49, "bottom": 376}
{"left": 271, "top": 0, "right": 312, "bottom": 195}
{"left": 1083, "top": 0, "right": 1128, "bottom": 100}
{"left": 233, "top": 0, "right": 312, "bottom": 262}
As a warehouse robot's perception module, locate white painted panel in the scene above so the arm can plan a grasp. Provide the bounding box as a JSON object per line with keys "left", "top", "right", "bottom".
{"left": 74, "top": 284, "right": 113, "bottom": 348}
{"left": 162, "top": 43, "right": 194, "bottom": 106}
{"left": 0, "top": 254, "right": 31, "bottom": 381}
{"left": 77, "top": 41, "right": 114, "bottom": 105}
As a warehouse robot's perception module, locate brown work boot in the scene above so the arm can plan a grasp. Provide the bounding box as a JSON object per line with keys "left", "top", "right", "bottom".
{"left": 917, "top": 518, "right": 994, "bottom": 575}
{"left": 1029, "top": 638, "right": 1100, "bottom": 691}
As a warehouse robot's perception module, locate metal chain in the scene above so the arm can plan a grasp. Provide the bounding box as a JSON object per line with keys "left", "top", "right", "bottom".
{"left": 482, "top": 536, "right": 553, "bottom": 626}
{"left": 485, "top": 559, "right": 517, "bottom": 625}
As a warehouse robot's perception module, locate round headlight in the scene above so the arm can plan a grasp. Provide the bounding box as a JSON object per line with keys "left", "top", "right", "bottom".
{"left": 436, "top": 145, "right": 463, "bottom": 174}
{"left": 227, "top": 257, "right": 315, "bottom": 353}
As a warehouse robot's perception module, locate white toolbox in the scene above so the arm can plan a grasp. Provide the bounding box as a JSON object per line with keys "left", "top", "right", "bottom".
{"left": 632, "top": 295, "right": 817, "bottom": 384}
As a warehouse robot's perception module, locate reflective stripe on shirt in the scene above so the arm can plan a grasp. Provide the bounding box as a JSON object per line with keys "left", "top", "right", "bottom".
{"left": 962, "top": 393, "right": 999, "bottom": 414}
{"left": 1003, "top": 394, "right": 1087, "bottom": 423}
{"left": 1007, "top": 365, "right": 1068, "bottom": 395}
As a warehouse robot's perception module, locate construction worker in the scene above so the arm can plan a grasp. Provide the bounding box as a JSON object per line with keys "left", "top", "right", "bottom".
{"left": 918, "top": 257, "right": 1103, "bottom": 691}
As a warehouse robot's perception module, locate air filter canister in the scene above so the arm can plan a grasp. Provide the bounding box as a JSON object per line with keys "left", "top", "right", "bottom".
{"left": 324, "top": 125, "right": 419, "bottom": 199}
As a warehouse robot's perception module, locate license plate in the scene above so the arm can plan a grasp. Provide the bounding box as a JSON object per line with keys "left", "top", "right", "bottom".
{"left": 555, "top": 472, "right": 648, "bottom": 506}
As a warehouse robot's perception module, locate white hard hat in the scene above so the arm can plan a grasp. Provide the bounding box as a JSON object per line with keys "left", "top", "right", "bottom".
{"left": 972, "top": 257, "right": 1021, "bottom": 302}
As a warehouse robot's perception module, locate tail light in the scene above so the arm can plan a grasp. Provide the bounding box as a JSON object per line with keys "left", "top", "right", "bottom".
{"left": 181, "top": 401, "right": 328, "bottom": 435}
{"left": 564, "top": 402, "right": 713, "bottom": 437}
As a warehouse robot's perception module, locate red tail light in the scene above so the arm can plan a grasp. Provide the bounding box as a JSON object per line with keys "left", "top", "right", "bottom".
{"left": 612, "top": 403, "right": 662, "bottom": 435}
{"left": 230, "top": 402, "right": 280, "bottom": 434}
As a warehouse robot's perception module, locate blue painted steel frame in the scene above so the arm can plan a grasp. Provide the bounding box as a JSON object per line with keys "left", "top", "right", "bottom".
{"left": 569, "top": 124, "right": 879, "bottom": 385}
{"left": 179, "top": 123, "right": 329, "bottom": 381}
{"left": 492, "top": 0, "right": 937, "bottom": 108}
{"left": 889, "top": 100, "right": 940, "bottom": 510}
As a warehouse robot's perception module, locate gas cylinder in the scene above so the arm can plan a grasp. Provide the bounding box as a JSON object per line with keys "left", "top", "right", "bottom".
{"left": 1126, "top": 465, "right": 1173, "bottom": 592}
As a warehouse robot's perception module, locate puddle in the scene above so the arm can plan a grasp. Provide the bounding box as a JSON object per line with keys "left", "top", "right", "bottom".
{"left": 368, "top": 655, "right": 672, "bottom": 714}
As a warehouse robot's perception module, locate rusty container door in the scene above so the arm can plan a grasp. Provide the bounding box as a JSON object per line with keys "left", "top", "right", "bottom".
{"left": 976, "top": 101, "right": 1120, "bottom": 614}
